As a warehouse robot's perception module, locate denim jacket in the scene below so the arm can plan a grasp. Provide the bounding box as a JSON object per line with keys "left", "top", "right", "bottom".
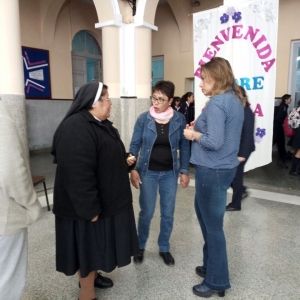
{"left": 129, "top": 110, "right": 190, "bottom": 177}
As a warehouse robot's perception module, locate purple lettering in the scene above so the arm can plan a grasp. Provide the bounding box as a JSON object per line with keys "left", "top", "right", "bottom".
{"left": 232, "top": 25, "right": 243, "bottom": 39}
{"left": 253, "top": 35, "right": 267, "bottom": 49}
{"left": 203, "top": 47, "right": 217, "bottom": 60}
{"left": 257, "top": 44, "right": 272, "bottom": 59}
{"left": 243, "top": 26, "right": 260, "bottom": 42}
{"left": 211, "top": 35, "right": 225, "bottom": 51}
{"left": 261, "top": 59, "right": 276, "bottom": 72}
{"left": 220, "top": 28, "right": 231, "bottom": 41}
{"left": 253, "top": 103, "right": 264, "bottom": 116}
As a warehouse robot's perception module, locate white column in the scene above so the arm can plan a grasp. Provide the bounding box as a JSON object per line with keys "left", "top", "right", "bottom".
{"left": 0, "top": 0, "right": 24, "bottom": 94}
{"left": 0, "top": 0, "right": 28, "bottom": 153}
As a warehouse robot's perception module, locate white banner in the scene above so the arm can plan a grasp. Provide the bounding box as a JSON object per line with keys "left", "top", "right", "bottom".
{"left": 193, "top": 0, "right": 279, "bottom": 171}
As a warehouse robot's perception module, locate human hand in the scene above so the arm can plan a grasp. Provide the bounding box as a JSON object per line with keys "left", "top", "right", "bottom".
{"left": 238, "top": 157, "right": 246, "bottom": 162}
{"left": 186, "top": 123, "right": 194, "bottom": 130}
{"left": 183, "top": 128, "right": 194, "bottom": 141}
{"left": 180, "top": 174, "right": 190, "bottom": 188}
{"left": 130, "top": 170, "right": 142, "bottom": 189}
{"left": 189, "top": 120, "right": 196, "bottom": 127}
{"left": 91, "top": 215, "right": 98, "bottom": 222}
{"left": 127, "top": 154, "right": 136, "bottom": 166}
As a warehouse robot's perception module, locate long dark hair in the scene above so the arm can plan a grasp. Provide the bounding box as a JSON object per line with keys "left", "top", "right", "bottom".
{"left": 180, "top": 92, "right": 193, "bottom": 106}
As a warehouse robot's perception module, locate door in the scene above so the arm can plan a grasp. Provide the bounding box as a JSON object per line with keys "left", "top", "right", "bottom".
{"left": 72, "top": 55, "right": 86, "bottom": 95}
{"left": 289, "top": 41, "right": 300, "bottom": 109}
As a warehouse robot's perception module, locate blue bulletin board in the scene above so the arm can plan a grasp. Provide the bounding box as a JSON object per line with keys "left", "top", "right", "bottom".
{"left": 22, "top": 46, "right": 51, "bottom": 99}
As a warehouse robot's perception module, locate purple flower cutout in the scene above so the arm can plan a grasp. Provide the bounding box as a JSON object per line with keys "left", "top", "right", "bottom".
{"left": 226, "top": 7, "right": 236, "bottom": 16}
{"left": 256, "top": 128, "right": 266, "bottom": 138}
{"left": 232, "top": 12, "right": 242, "bottom": 23}
{"left": 220, "top": 13, "right": 229, "bottom": 24}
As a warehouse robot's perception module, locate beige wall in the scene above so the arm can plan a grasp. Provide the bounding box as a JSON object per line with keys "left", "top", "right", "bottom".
{"left": 153, "top": 0, "right": 300, "bottom": 98}
{"left": 152, "top": 4, "right": 194, "bottom": 97}
{"left": 276, "top": 0, "right": 300, "bottom": 97}
{"left": 18, "top": 0, "right": 300, "bottom": 100}
{"left": 20, "top": 0, "right": 101, "bottom": 99}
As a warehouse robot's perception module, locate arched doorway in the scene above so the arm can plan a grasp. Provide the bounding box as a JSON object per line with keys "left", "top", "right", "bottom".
{"left": 72, "top": 30, "right": 102, "bottom": 95}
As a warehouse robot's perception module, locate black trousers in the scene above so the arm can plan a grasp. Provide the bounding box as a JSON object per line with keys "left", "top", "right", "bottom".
{"left": 273, "top": 122, "right": 286, "bottom": 159}
{"left": 230, "top": 160, "right": 247, "bottom": 209}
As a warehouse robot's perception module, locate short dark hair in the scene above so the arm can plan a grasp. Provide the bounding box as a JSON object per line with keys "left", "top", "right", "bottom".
{"left": 153, "top": 80, "right": 175, "bottom": 100}
{"left": 281, "top": 94, "right": 291, "bottom": 103}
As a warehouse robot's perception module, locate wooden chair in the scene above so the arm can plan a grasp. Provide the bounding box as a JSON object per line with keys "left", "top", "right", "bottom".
{"left": 32, "top": 175, "right": 50, "bottom": 211}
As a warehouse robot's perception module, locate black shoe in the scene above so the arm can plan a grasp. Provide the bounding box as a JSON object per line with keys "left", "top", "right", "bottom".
{"left": 289, "top": 171, "right": 299, "bottom": 177}
{"left": 159, "top": 251, "right": 175, "bottom": 266}
{"left": 78, "top": 272, "right": 113, "bottom": 289}
{"left": 193, "top": 283, "right": 225, "bottom": 298}
{"left": 133, "top": 249, "right": 144, "bottom": 264}
{"left": 195, "top": 266, "right": 206, "bottom": 278}
{"left": 226, "top": 204, "right": 241, "bottom": 211}
{"left": 94, "top": 272, "right": 113, "bottom": 289}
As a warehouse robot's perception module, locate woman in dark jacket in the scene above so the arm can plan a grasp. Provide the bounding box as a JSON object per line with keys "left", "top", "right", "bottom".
{"left": 226, "top": 87, "right": 255, "bottom": 211}
{"left": 178, "top": 92, "right": 195, "bottom": 125}
{"left": 51, "top": 82, "right": 138, "bottom": 300}
{"left": 273, "top": 94, "right": 291, "bottom": 166}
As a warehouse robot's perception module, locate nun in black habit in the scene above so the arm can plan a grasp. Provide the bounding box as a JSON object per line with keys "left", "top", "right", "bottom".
{"left": 51, "top": 82, "right": 139, "bottom": 300}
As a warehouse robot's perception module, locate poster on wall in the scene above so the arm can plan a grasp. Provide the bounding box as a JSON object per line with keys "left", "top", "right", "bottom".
{"left": 193, "top": 0, "right": 279, "bottom": 171}
{"left": 22, "top": 46, "right": 51, "bottom": 99}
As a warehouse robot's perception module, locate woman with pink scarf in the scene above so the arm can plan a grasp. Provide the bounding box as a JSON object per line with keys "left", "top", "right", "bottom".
{"left": 129, "top": 81, "right": 190, "bottom": 267}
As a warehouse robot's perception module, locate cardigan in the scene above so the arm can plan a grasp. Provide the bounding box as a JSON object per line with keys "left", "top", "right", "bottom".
{"left": 190, "top": 90, "right": 244, "bottom": 169}
{"left": 52, "top": 110, "right": 133, "bottom": 220}
{"left": 0, "top": 101, "right": 42, "bottom": 235}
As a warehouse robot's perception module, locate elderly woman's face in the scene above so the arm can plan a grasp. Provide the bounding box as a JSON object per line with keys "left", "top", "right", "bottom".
{"left": 91, "top": 90, "right": 112, "bottom": 120}
{"left": 199, "top": 73, "right": 215, "bottom": 96}
{"left": 151, "top": 90, "right": 172, "bottom": 113}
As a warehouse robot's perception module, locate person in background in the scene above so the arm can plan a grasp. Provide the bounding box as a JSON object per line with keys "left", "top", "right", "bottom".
{"left": 51, "top": 82, "right": 139, "bottom": 300}
{"left": 184, "top": 57, "right": 245, "bottom": 298}
{"left": 178, "top": 92, "right": 195, "bottom": 125}
{"left": 129, "top": 80, "right": 190, "bottom": 267}
{"left": 0, "top": 99, "right": 42, "bottom": 300}
{"left": 171, "top": 96, "right": 181, "bottom": 111}
{"left": 288, "top": 101, "right": 300, "bottom": 176}
{"left": 273, "top": 94, "right": 292, "bottom": 168}
{"left": 226, "top": 86, "right": 255, "bottom": 211}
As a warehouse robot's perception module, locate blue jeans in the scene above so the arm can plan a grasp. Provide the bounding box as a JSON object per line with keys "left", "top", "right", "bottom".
{"left": 194, "top": 166, "right": 236, "bottom": 291}
{"left": 138, "top": 170, "right": 177, "bottom": 252}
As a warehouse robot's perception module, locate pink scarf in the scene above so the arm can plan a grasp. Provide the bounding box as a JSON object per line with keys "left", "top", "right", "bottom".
{"left": 149, "top": 106, "right": 174, "bottom": 121}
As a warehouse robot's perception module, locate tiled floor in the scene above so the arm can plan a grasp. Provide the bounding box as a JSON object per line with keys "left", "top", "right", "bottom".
{"left": 22, "top": 150, "right": 300, "bottom": 300}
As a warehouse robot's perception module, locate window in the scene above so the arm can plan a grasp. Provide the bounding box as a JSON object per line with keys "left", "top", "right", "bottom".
{"left": 152, "top": 56, "right": 164, "bottom": 89}
{"left": 72, "top": 31, "right": 102, "bottom": 95}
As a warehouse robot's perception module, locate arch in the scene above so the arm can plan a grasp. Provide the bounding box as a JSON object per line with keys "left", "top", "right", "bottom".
{"left": 42, "top": 0, "right": 66, "bottom": 47}
{"left": 167, "top": 0, "right": 192, "bottom": 52}
{"left": 72, "top": 30, "right": 102, "bottom": 56}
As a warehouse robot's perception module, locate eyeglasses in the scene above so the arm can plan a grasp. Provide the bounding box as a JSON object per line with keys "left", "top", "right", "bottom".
{"left": 150, "top": 96, "right": 167, "bottom": 104}
{"left": 101, "top": 98, "right": 111, "bottom": 102}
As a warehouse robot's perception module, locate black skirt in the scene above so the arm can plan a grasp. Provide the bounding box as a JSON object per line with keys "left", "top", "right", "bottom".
{"left": 292, "top": 127, "right": 300, "bottom": 149}
{"left": 55, "top": 206, "right": 139, "bottom": 278}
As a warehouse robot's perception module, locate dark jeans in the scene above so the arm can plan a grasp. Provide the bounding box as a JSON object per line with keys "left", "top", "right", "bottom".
{"left": 229, "top": 160, "right": 247, "bottom": 209}
{"left": 194, "top": 166, "right": 236, "bottom": 291}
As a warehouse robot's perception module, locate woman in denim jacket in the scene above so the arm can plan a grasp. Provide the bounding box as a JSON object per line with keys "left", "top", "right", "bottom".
{"left": 129, "top": 80, "right": 190, "bottom": 266}
{"left": 184, "top": 57, "right": 245, "bottom": 298}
